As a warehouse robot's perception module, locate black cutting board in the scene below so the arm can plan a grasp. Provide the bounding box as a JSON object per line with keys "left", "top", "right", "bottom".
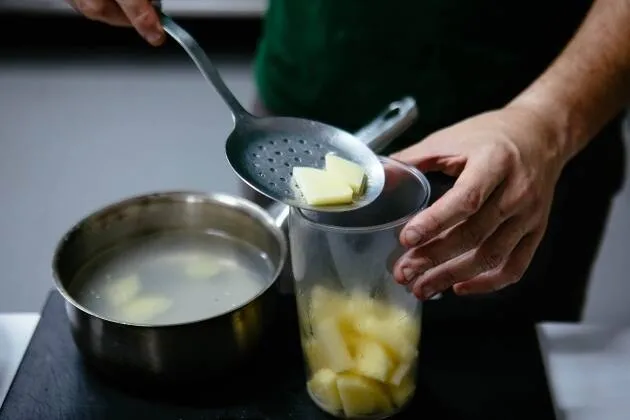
{"left": 0, "top": 291, "right": 557, "bottom": 420}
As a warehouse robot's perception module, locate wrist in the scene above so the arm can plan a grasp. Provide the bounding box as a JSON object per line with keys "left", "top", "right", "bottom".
{"left": 507, "top": 91, "right": 580, "bottom": 164}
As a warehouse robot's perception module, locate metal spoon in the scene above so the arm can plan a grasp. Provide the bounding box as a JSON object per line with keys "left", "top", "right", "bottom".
{"left": 159, "top": 13, "right": 388, "bottom": 213}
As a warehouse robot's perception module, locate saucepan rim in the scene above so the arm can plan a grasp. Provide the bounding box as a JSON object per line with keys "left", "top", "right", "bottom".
{"left": 51, "top": 190, "right": 287, "bottom": 328}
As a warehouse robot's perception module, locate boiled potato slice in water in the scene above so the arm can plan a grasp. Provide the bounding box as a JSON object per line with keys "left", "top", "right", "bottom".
{"left": 119, "top": 295, "right": 173, "bottom": 323}
{"left": 292, "top": 167, "right": 354, "bottom": 206}
{"left": 325, "top": 153, "right": 367, "bottom": 195}
{"left": 184, "top": 256, "right": 222, "bottom": 279}
{"left": 104, "top": 274, "right": 141, "bottom": 307}
{"left": 303, "top": 285, "right": 420, "bottom": 416}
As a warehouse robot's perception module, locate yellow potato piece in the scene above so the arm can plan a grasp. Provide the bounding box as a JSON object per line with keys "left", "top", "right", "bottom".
{"left": 355, "top": 316, "right": 418, "bottom": 363}
{"left": 336, "top": 373, "right": 393, "bottom": 417}
{"left": 388, "top": 360, "right": 414, "bottom": 386}
{"left": 313, "top": 317, "right": 354, "bottom": 373}
{"left": 104, "top": 274, "right": 141, "bottom": 307}
{"left": 303, "top": 338, "right": 326, "bottom": 373}
{"left": 388, "top": 374, "right": 416, "bottom": 407}
{"left": 292, "top": 167, "right": 354, "bottom": 206}
{"left": 119, "top": 296, "right": 172, "bottom": 323}
{"left": 184, "top": 257, "right": 222, "bottom": 279}
{"left": 325, "top": 153, "right": 367, "bottom": 195}
{"left": 309, "top": 285, "right": 347, "bottom": 322}
{"left": 307, "top": 368, "right": 343, "bottom": 413}
{"left": 352, "top": 338, "right": 395, "bottom": 382}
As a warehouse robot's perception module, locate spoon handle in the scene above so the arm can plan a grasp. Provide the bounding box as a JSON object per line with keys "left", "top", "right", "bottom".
{"left": 159, "top": 12, "right": 250, "bottom": 122}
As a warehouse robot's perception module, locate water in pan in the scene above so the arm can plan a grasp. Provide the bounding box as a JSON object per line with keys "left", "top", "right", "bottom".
{"left": 68, "top": 230, "right": 274, "bottom": 325}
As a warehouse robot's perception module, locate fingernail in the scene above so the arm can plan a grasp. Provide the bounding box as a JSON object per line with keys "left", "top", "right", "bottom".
{"left": 146, "top": 30, "right": 164, "bottom": 45}
{"left": 404, "top": 228, "right": 423, "bottom": 246}
{"left": 402, "top": 267, "right": 416, "bottom": 283}
{"left": 422, "top": 286, "right": 437, "bottom": 300}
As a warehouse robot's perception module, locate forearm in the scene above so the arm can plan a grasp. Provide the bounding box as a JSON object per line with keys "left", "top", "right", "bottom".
{"left": 510, "top": 0, "right": 630, "bottom": 161}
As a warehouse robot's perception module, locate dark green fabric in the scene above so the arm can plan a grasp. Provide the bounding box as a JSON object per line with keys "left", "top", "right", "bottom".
{"left": 254, "top": 0, "right": 594, "bottom": 153}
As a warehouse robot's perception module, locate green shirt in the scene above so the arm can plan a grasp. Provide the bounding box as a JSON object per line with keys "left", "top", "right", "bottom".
{"left": 254, "top": 0, "right": 593, "bottom": 153}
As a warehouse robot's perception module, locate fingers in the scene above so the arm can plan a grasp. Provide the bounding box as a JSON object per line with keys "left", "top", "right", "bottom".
{"left": 69, "top": 0, "right": 165, "bottom": 46}
{"left": 71, "top": 0, "right": 129, "bottom": 26}
{"left": 116, "top": 0, "right": 165, "bottom": 45}
{"left": 393, "top": 186, "right": 509, "bottom": 285}
{"left": 409, "top": 216, "right": 528, "bottom": 300}
{"left": 452, "top": 230, "right": 544, "bottom": 295}
{"left": 399, "top": 154, "right": 507, "bottom": 248}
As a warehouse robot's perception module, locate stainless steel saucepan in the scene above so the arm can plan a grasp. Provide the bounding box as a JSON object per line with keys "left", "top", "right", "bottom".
{"left": 51, "top": 99, "right": 419, "bottom": 386}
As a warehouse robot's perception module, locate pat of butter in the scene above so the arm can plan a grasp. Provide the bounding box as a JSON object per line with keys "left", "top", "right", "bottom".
{"left": 293, "top": 167, "right": 354, "bottom": 206}
{"left": 325, "top": 154, "right": 367, "bottom": 195}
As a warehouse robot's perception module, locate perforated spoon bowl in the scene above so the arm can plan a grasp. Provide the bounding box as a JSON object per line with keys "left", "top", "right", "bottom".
{"left": 160, "top": 13, "right": 387, "bottom": 212}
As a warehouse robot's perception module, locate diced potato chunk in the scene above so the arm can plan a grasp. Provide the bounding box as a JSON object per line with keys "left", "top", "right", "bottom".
{"left": 355, "top": 316, "right": 418, "bottom": 363}
{"left": 352, "top": 338, "right": 395, "bottom": 382}
{"left": 388, "top": 360, "right": 414, "bottom": 386}
{"left": 325, "top": 153, "right": 367, "bottom": 195}
{"left": 307, "top": 368, "right": 343, "bottom": 413}
{"left": 292, "top": 167, "right": 354, "bottom": 206}
{"left": 303, "top": 338, "right": 326, "bottom": 373}
{"left": 313, "top": 317, "right": 354, "bottom": 372}
{"left": 119, "top": 296, "right": 172, "bottom": 323}
{"left": 301, "top": 286, "right": 420, "bottom": 417}
{"left": 104, "top": 274, "right": 141, "bottom": 307}
{"left": 336, "top": 373, "right": 393, "bottom": 417}
{"left": 388, "top": 374, "right": 416, "bottom": 407}
{"left": 310, "top": 285, "right": 347, "bottom": 322}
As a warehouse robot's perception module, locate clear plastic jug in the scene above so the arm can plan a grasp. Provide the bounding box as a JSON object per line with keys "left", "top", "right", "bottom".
{"left": 289, "top": 157, "right": 431, "bottom": 419}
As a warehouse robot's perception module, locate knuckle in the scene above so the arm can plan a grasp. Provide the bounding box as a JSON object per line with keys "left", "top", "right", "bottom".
{"left": 461, "top": 187, "right": 484, "bottom": 214}
{"left": 424, "top": 212, "right": 445, "bottom": 236}
{"left": 438, "top": 268, "right": 459, "bottom": 288}
{"left": 78, "top": 1, "right": 107, "bottom": 18}
{"left": 460, "top": 224, "right": 485, "bottom": 249}
{"left": 476, "top": 248, "right": 504, "bottom": 272}
{"left": 117, "top": 0, "right": 155, "bottom": 27}
{"left": 128, "top": 7, "right": 153, "bottom": 27}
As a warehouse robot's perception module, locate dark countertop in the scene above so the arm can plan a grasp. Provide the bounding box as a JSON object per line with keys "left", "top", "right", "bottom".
{"left": 0, "top": 290, "right": 556, "bottom": 420}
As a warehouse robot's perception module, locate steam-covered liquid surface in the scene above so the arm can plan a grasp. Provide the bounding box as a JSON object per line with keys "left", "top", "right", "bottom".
{"left": 69, "top": 231, "right": 274, "bottom": 325}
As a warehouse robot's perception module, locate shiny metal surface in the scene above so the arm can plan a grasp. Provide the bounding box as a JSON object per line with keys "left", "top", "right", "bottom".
{"left": 52, "top": 192, "right": 286, "bottom": 384}
{"left": 160, "top": 13, "right": 387, "bottom": 213}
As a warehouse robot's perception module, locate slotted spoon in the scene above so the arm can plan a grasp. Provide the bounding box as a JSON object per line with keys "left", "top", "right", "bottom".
{"left": 160, "top": 13, "right": 389, "bottom": 212}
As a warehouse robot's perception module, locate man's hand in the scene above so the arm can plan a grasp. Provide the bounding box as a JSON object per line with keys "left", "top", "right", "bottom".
{"left": 392, "top": 105, "right": 569, "bottom": 300}
{"left": 67, "top": 0, "right": 165, "bottom": 46}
